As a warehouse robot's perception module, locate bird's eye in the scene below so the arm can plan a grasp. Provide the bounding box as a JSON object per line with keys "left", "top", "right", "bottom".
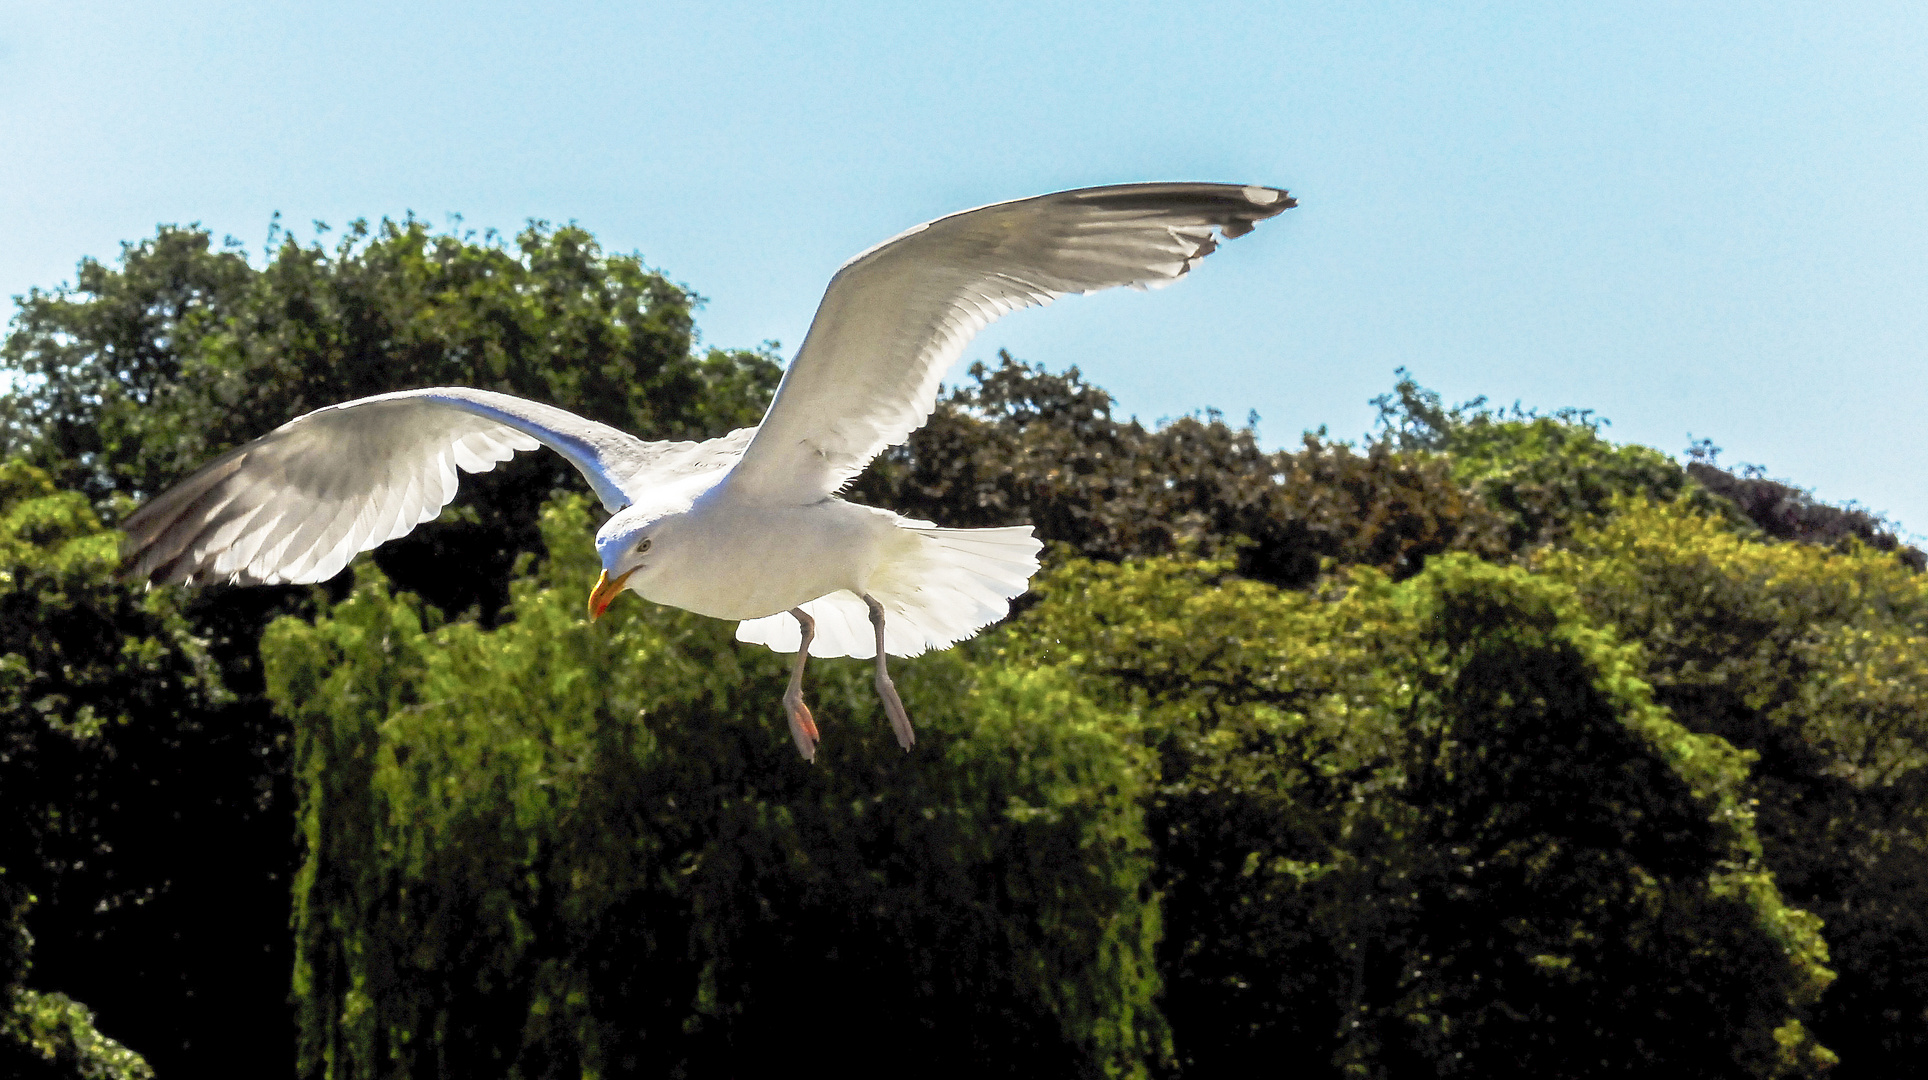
{"left": 638, "top": 538, "right": 652, "bottom": 554}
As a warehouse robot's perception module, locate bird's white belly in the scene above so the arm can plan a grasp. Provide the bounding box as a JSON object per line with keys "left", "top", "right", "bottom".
{"left": 631, "top": 500, "right": 896, "bottom": 621}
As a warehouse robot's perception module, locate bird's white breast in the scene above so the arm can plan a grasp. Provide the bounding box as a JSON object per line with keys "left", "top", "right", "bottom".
{"left": 630, "top": 497, "right": 900, "bottom": 621}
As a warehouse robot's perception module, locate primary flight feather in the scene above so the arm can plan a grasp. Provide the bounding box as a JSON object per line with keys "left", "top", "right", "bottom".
{"left": 121, "top": 182, "right": 1296, "bottom": 760}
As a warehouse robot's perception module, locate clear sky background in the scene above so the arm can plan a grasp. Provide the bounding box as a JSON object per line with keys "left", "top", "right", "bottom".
{"left": 4, "top": 2, "right": 1925, "bottom": 529}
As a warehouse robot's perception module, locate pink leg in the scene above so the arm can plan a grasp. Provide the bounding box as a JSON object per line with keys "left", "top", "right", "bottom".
{"left": 864, "top": 593, "right": 915, "bottom": 751}
{"left": 784, "top": 607, "right": 820, "bottom": 761}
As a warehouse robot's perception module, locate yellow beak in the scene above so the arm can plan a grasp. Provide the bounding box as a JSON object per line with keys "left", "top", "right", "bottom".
{"left": 587, "top": 568, "right": 635, "bottom": 621}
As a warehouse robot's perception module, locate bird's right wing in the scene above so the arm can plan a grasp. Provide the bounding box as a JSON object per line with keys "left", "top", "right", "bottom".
{"left": 119, "top": 387, "right": 750, "bottom": 586}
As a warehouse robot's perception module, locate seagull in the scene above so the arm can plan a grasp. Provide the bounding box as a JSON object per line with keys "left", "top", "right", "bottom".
{"left": 119, "top": 182, "right": 1295, "bottom": 760}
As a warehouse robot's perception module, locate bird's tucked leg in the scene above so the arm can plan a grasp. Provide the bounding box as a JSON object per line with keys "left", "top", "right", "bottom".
{"left": 863, "top": 593, "right": 915, "bottom": 751}
{"left": 784, "top": 607, "right": 819, "bottom": 761}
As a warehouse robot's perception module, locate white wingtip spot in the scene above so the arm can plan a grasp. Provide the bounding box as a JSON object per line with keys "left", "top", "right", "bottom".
{"left": 1242, "top": 186, "right": 1282, "bottom": 205}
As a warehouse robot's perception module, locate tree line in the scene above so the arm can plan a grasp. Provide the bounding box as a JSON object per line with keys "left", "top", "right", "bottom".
{"left": 2, "top": 220, "right": 1923, "bottom": 1078}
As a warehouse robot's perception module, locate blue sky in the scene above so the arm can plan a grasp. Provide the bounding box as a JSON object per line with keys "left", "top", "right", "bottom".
{"left": 4, "top": 2, "right": 1925, "bottom": 529}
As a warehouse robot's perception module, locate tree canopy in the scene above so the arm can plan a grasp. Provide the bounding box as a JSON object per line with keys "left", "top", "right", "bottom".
{"left": 0, "top": 218, "right": 777, "bottom": 1073}
{"left": 4, "top": 218, "right": 1924, "bottom": 1078}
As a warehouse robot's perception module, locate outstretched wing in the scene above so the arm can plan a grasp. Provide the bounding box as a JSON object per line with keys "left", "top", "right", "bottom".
{"left": 119, "top": 387, "right": 750, "bottom": 586}
{"left": 724, "top": 182, "right": 1295, "bottom": 501}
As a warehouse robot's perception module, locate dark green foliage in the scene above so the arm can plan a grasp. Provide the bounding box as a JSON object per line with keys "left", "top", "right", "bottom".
{"left": 1542, "top": 501, "right": 1928, "bottom": 1078}
{"left": 5, "top": 740, "right": 153, "bottom": 1080}
{"left": 0, "top": 227, "right": 256, "bottom": 499}
{"left": 855, "top": 356, "right": 1507, "bottom": 586}
{"left": 1371, "top": 368, "right": 1719, "bottom": 550}
{"left": 1014, "top": 553, "right": 1834, "bottom": 1078}
{"left": 0, "top": 461, "right": 248, "bottom": 1075}
{"left": 0, "top": 220, "right": 780, "bottom": 1074}
{"left": 264, "top": 498, "right": 1162, "bottom": 1079}
{"left": 1, "top": 216, "right": 781, "bottom": 616}
{"left": 3, "top": 883, "right": 158, "bottom": 1080}
{"left": 1684, "top": 456, "right": 1926, "bottom": 568}
{"left": 7, "top": 214, "right": 1926, "bottom": 1079}
{"left": 2, "top": 888, "right": 158, "bottom": 1080}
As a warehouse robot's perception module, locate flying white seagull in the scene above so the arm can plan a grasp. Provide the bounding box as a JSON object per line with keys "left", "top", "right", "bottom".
{"left": 120, "top": 182, "right": 1295, "bottom": 760}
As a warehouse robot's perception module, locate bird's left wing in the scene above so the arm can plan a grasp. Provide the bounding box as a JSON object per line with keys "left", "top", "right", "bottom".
{"left": 119, "top": 387, "right": 749, "bottom": 586}
{"left": 723, "top": 182, "right": 1295, "bottom": 502}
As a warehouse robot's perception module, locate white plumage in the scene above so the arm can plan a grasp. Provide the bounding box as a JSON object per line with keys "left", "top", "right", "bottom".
{"left": 735, "top": 522, "right": 1044, "bottom": 659}
{"left": 121, "top": 182, "right": 1295, "bottom": 759}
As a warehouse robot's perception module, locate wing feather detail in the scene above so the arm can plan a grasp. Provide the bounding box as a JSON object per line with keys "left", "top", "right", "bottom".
{"left": 120, "top": 387, "right": 756, "bottom": 587}
{"left": 726, "top": 182, "right": 1293, "bottom": 501}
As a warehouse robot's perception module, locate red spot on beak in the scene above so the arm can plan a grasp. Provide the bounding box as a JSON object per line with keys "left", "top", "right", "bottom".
{"left": 588, "top": 568, "right": 635, "bottom": 620}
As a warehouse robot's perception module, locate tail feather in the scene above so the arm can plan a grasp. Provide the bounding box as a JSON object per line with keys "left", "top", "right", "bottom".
{"left": 735, "top": 523, "right": 1042, "bottom": 658}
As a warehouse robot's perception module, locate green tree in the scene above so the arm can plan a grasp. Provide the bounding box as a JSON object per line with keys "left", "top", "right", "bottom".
{"left": 0, "top": 219, "right": 782, "bottom": 1073}
{"left": 1012, "top": 552, "right": 1836, "bottom": 1077}
{"left": 263, "top": 495, "right": 1164, "bottom": 1079}
{"left": 12, "top": 209, "right": 1925, "bottom": 1080}
{"left": 3, "top": 868, "right": 156, "bottom": 1080}
{"left": 856, "top": 357, "right": 1507, "bottom": 588}
{"left": 1542, "top": 498, "right": 1928, "bottom": 1077}
{"left": 0, "top": 463, "right": 207, "bottom": 1079}
{"left": 1371, "top": 368, "right": 1726, "bottom": 550}
{"left": 2, "top": 217, "right": 780, "bottom": 616}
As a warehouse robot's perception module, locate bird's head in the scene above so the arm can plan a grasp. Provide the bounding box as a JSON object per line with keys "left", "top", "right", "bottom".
{"left": 588, "top": 504, "right": 675, "bottom": 620}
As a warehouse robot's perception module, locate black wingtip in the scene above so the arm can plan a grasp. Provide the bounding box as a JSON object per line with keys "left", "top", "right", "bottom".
{"left": 1067, "top": 182, "right": 1297, "bottom": 235}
